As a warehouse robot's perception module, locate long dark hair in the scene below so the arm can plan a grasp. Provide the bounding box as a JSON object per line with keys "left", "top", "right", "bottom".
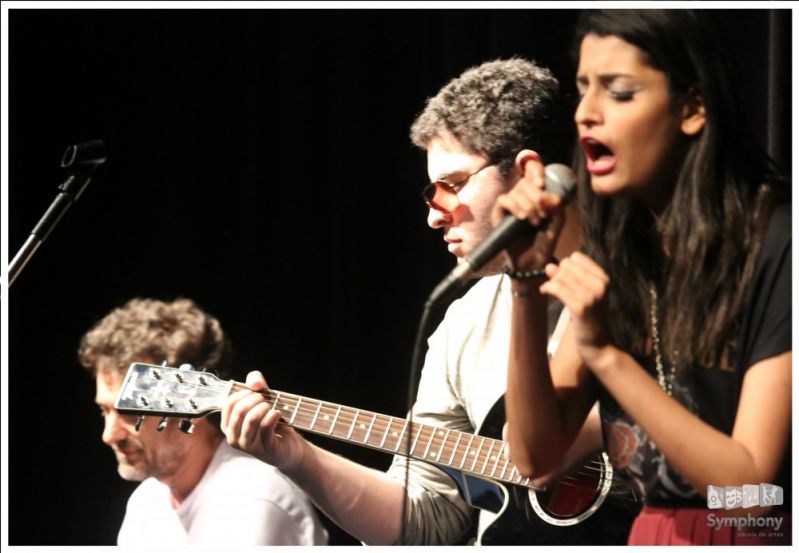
{"left": 572, "top": 10, "right": 788, "bottom": 369}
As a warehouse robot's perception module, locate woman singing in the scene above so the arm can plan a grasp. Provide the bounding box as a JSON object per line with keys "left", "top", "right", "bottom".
{"left": 497, "top": 10, "right": 790, "bottom": 545}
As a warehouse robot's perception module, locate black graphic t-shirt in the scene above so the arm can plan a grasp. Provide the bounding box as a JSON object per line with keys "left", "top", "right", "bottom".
{"left": 599, "top": 203, "right": 791, "bottom": 507}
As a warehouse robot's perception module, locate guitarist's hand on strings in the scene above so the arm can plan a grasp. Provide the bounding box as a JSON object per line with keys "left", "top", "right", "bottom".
{"left": 222, "top": 370, "right": 307, "bottom": 471}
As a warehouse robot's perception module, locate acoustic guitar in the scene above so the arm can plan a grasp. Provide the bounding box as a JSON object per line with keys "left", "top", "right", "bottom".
{"left": 115, "top": 362, "right": 638, "bottom": 544}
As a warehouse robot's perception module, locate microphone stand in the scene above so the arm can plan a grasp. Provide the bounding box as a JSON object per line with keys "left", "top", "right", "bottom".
{"left": 7, "top": 139, "right": 106, "bottom": 288}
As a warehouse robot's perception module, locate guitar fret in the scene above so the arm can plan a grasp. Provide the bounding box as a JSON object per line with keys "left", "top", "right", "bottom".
{"left": 491, "top": 443, "right": 504, "bottom": 476}
{"left": 309, "top": 401, "right": 323, "bottom": 429}
{"left": 470, "top": 437, "right": 484, "bottom": 472}
{"left": 379, "top": 417, "right": 393, "bottom": 449}
{"left": 448, "top": 433, "right": 462, "bottom": 466}
{"left": 460, "top": 434, "right": 475, "bottom": 468}
{"left": 410, "top": 423, "right": 424, "bottom": 456}
{"left": 329, "top": 405, "right": 342, "bottom": 434}
{"left": 290, "top": 397, "right": 302, "bottom": 424}
{"left": 272, "top": 391, "right": 282, "bottom": 409}
{"left": 480, "top": 440, "right": 495, "bottom": 475}
{"left": 395, "top": 420, "right": 409, "bottom": 452}
{"left": 422, "top": 427, "right": 437, "bottom": 459}
{"left": 436, "top": 429, "right": 450, "bottom": 462}
{"left": 499, "top": 458, "right": 510, "bottom": 480}
{"left": 347, "top": 409, "right": 360, "bottom": 440}
{"left": 363, "top": 413, "right": 378, "bottom": 444}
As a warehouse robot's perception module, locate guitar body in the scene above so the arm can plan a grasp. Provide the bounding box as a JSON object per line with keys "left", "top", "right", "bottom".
{"left": 450, "top": 397, "right": 639, "bottom": 545}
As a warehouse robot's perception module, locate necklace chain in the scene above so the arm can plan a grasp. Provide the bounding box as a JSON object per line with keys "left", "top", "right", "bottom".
{"left": 649, "top": 285, "right": 674, "bottom": 396}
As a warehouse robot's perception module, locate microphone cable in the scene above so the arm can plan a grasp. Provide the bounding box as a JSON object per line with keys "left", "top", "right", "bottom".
{"left": 399, "top": 300, "right": 435, "bottom": 545}
{"left": 399, "top": 279, "right": 476, "bottom": 544}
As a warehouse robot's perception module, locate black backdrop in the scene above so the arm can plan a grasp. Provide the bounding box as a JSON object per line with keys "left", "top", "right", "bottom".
{"left": 7, "top": 8, "right": 790, "bottom": 546}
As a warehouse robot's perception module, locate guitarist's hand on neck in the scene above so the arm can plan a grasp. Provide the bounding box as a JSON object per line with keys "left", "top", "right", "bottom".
{"left": 221, "top": 371, "right": 308, "bottom": 472}
{"left": 220, "top": 370, "right": 408, "bottom": 545}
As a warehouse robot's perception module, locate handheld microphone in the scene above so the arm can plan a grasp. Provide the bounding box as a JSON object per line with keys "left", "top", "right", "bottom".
{"left": 427, "top": 163, "right": 576, "bottom": 306}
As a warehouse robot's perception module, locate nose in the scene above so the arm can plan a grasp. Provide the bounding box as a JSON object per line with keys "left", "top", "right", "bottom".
{"left": 575, "top": 90, "right": 601, "bottom": 129}
{"left": 102, "top": 409, "right": 129, "bottom": 446}
{"left": 426, "top": 206, "right": 451, "bottom": 229}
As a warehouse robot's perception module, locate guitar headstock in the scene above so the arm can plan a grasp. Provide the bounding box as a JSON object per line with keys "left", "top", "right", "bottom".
{"left": 115, "top": 362, "right": 232, "bottom": 418}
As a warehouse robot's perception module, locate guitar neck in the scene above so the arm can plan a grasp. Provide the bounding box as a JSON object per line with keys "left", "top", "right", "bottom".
{"left": 230, "top": 382, "right": 533, "bottom": 489}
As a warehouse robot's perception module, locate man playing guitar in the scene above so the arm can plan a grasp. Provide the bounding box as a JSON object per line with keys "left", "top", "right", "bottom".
{"left": 220, "top": 59, "right": 637, "bottom": 545}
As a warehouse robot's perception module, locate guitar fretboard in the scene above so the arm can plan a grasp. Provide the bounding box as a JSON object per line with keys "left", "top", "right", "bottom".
{"left": 236, "top": 384, "right": 533, "bottom": 488}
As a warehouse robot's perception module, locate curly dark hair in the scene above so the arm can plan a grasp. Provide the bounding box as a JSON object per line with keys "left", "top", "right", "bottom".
{"left": 410, "top": 58, "right": 565, "bottom": 174}
{"left": 78, "top": 298, "right": 233, "bottom": 378}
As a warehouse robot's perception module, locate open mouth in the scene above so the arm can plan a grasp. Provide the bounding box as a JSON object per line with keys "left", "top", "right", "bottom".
{"left": 581, "top": 137, "right": 617, "bottom": 175}
{"left": 583, "top": 137, "right": 613, "bottom": 159}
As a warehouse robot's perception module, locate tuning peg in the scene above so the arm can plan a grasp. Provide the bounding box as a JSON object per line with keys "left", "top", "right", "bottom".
{"left": 135, "top": 416, "right": 144, "bottom": 431}
{"left": 157, "top": 417, "right": 168, "bottom": 432}
{"left": 179, "top": 419, "right": 195, "bottom": 434}
{"left": 179, "top": 363, "right": 195, "bottom": 371}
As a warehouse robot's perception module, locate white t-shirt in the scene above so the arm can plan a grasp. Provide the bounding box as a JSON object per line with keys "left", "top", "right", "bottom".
{"left": 386, "top": 274, "right": 567, "bottom": 544}
{"left": 117, "top": 440, "right": 328, "bottom": 545}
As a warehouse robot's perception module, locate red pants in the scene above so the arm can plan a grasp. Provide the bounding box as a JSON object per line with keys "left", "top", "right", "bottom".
{"left": 628, "top": 506, "right": 791, "bottom": 545}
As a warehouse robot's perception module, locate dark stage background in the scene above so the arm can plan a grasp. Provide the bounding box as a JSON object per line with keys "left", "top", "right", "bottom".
{"left": 7, "top": 8, "right": 791, "bottom": 546}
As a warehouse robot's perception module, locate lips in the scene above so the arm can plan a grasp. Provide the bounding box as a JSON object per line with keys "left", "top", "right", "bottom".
{"left": 116, "top": 447, "right": 141, "bottom": 461}
{"left": 581, "top": 137, "right": 616, "bottom": 176}
{"left": 444, "top": 235, "right": 463, "bottom": 256}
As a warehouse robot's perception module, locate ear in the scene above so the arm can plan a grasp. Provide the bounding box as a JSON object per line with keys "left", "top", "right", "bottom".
{"left": 680, "top": 88, "right": 706, "bottom": 136}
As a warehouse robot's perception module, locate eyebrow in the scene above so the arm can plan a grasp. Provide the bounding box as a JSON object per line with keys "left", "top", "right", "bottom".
{"left": 433, "top": 169, "right": 469, "bottom": 183}
{"left": 576, "top": 72, "right": 637, "bottom": 86}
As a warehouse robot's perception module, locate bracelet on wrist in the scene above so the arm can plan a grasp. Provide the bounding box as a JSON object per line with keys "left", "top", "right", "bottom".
{"left": 502, "top": 263, "right": 546, "bottom": 281}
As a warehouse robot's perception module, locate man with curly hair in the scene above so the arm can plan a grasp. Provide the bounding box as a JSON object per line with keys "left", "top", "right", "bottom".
{"left": 221, "top": 59, "right": 623, "bottom": 544}
{"left": 79, "top": 298, "right": 328, "bottom": 545}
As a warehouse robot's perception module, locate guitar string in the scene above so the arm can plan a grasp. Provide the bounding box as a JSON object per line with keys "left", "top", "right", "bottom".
{"left": 257, "top": 390, "right": 612, "bottom": 472}
{"left": 259, "top": 399, "right": 638, "bottom": 499}
{"left": 218, "top": 384, "right": 610, "bottom": 484}
{"left": 237, "top": 387, "right": 611, "bottom": 486}
{"left": 255, "top": 393, "right": 641, "bottom": 503}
